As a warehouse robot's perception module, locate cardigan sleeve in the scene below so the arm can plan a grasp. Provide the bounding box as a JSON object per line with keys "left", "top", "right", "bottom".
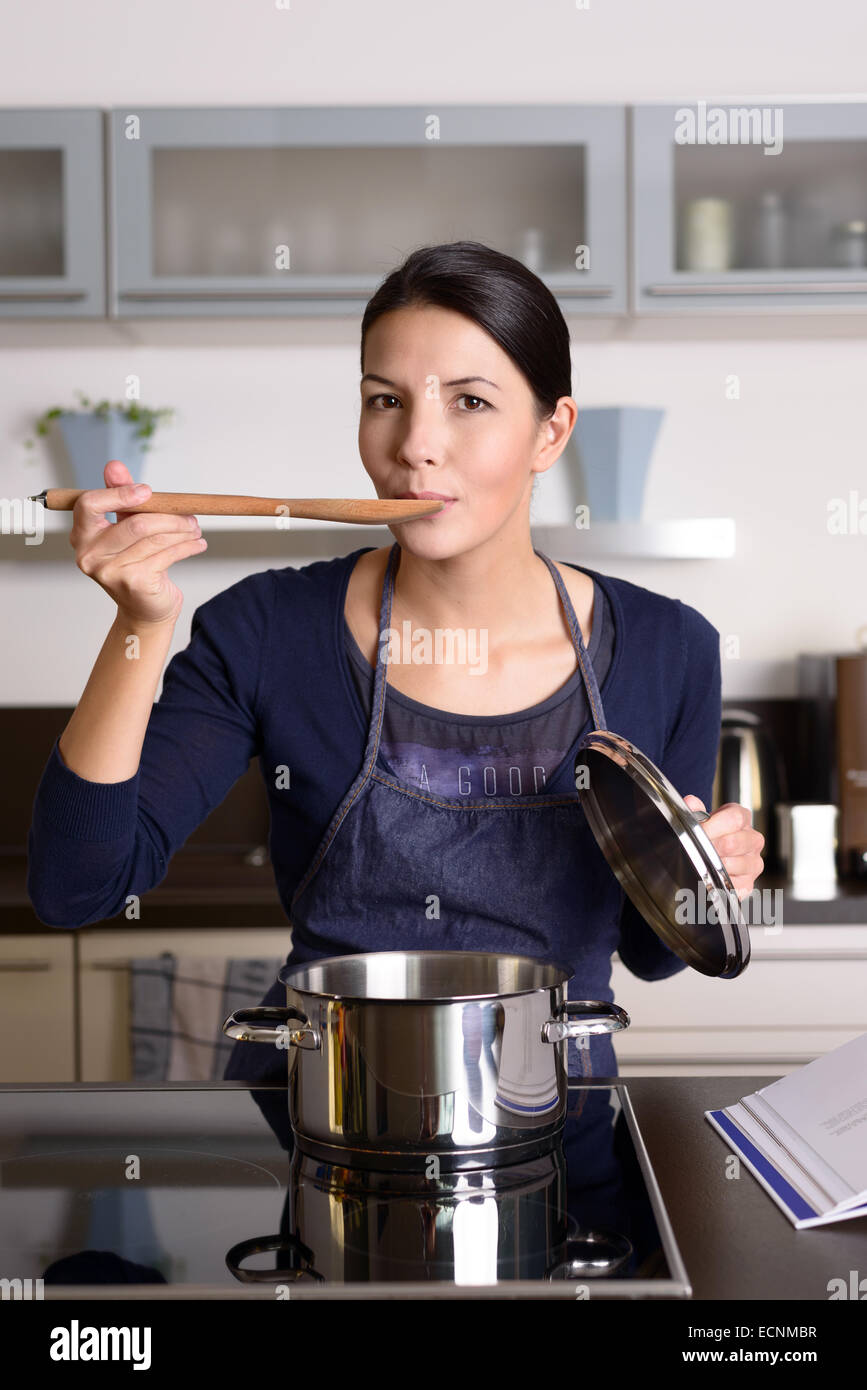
{"left": 26, "top": 572, "right": 272, "bottom": 928}
{"left": 616, "top": 599, "right": 722, "bottom": 981}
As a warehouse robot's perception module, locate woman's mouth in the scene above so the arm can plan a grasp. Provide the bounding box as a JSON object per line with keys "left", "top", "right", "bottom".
{"left": 395, "top": 491, "right": 456, "bottom": 514}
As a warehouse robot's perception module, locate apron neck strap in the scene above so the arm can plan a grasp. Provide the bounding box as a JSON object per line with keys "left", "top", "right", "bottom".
{"left": 375, "top": 542, "right": 607, "bottom": 732}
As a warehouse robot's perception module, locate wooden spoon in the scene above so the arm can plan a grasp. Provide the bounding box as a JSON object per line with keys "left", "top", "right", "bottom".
{"left": 29, "top": 490, "right": 445, "bottom": 524}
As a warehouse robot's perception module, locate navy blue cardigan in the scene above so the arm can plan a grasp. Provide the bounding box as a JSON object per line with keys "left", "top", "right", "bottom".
{"left": 26, "top": 548, "right": 722, "bottom": 985}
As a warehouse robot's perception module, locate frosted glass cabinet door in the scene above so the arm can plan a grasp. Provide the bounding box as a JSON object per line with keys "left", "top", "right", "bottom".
{"left": 632, "top": 101, "right": 867, "bottom": 311}
{"left": 0, "top": 109, "right": 105, "bottom": 318}
{"left": 108, "top": 106, "right": 627, "bottom": 317}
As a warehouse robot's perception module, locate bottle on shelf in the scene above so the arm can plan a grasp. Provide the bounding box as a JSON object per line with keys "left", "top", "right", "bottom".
{"left": 753, "top": 191, "right": 787, "bottom": 270}
{"left": 831, "top": 219, "right": 867, "bottom": 269}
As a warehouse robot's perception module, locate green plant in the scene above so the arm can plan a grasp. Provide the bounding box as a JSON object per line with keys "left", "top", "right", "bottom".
{"left": 25, "top": 389, "right": 174, "bottom": 451}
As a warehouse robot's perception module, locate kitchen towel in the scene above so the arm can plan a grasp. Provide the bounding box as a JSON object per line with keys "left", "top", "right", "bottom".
{"left": 130, "top": 955, "right": 283, "bottom": 1082}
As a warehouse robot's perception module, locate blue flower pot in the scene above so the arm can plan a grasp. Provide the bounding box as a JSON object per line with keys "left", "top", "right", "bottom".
{"left": 571, "top": 407, "right": 665, "bottom": 521}
{"left": 55, "top": 410, "right": 149, "bottom": 494}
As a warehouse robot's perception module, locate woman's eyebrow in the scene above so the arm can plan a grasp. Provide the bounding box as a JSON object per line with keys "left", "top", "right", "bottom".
{"left": 360, "top": 374, "right": 500, "bottom": 390}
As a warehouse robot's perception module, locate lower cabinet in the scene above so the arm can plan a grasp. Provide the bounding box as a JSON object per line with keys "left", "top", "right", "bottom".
{"left": 0, "top": 935, "right": 75, "bottom": 1081}
{"left": 611, "top": 925, "right": 867, "bottom": 1076}
{"left": 78, "top": 928, "right": 292, "bottom": 1081}
{"left": 2, "top": 924, "right": 866, "bottom": 1082}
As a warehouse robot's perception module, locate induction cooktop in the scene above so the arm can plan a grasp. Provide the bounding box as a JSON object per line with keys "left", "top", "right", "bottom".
{"left": 0, "top": 1081, "right": 690, "bottom": 1300}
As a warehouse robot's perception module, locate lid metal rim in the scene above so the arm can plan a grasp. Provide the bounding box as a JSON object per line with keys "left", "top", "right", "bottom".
{"left": 576, "top": 731, "right": 751, "bottom": 978}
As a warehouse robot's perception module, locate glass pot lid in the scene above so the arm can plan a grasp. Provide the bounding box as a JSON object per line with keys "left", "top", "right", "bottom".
{"left": 574, "top": 731, "right": 750, "bottom": 979}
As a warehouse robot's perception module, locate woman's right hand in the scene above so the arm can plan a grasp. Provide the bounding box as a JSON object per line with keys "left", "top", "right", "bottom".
{"left": 70, "top": 459, "right": 208, "bottom": 627}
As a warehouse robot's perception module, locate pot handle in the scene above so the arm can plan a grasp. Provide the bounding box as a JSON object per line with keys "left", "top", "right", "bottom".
{"left": 542, "top": 1000, "right": 630, "bottom": 1043}
{"left": 221, "top": 1005, "right": 320, "bottom": 1051}
{"left": 226, "top": 1232, "right": 324, "bottom": 1284}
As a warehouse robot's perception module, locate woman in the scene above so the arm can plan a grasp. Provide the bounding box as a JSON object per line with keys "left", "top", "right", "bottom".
{"left": 27, "top": 240, "right": 764, "bottom": 1084}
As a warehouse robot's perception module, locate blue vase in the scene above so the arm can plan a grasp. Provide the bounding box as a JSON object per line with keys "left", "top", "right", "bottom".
{"left": 55, "top": 410, "right": 149, "bottom": 494}
{"left": 571, "top": 407, "right": 665, "bottom": 522}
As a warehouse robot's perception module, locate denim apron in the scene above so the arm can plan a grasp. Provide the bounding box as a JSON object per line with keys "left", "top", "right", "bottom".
{"left": 224, "top": 541, "right": 622, "bottom": 1091}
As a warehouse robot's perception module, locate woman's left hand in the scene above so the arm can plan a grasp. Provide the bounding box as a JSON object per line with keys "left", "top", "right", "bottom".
{"left": 682, "top": 796, "right": 765, "bottom": 900}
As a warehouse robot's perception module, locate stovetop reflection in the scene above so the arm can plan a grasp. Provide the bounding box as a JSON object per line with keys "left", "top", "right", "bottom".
{"left": 0, "top": 1082, "right": 685, "bottom": 1295}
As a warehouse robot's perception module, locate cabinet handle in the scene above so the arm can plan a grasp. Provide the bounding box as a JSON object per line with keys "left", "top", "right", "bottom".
{"left": 120, "top": 289, "right": 371, "bottom": 302}
{"left": 0, "top": 960, "right": 51, "bottom": 972}
{"left": 646, "top": 280, "right": 867, "bottom": 296}
{"left": 0, "top": 291, "right": 88, "bottom": 302}
{"left": 121, "top": 285, "right": 616, "bottom": 302}
{"left": 547, "top": 285, "right": 614, "bottom": 298}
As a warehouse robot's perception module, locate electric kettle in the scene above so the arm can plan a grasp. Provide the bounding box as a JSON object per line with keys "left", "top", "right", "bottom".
{"left": 712, "top": 709, "right": 787, "bottom": 872}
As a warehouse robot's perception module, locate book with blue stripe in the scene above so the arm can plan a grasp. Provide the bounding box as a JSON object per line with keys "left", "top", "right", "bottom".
{"left": 704, "top": 1031, "right": 867, "bottom": 1229}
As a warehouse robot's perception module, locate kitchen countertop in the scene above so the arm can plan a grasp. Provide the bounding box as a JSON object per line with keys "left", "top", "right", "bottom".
{"left": 4, "top": 853, "right": 867, "bottom": 933}
{"left": 627, "top": 1073, "right": 867, "bottom": 1299}
{"left": 2, "top": 1074, "right": 864, "bottom": 1299}
{"left": 749, "top": 872, "right": 867, "bottom": 925}
{"left": 0, "top": 849, "right": 287, "bottom": 931}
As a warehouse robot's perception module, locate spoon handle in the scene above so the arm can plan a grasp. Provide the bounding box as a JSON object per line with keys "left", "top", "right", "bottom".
{"left": 33, "top": 490, "right": 444, "bottom": 524}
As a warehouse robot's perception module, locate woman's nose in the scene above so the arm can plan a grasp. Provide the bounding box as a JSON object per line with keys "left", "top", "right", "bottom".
{"left": 394, "top": 404, "right": 446, "bottom": 466}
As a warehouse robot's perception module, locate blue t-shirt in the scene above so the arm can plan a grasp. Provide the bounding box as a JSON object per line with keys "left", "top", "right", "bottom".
{"left": 26, "top": 548, "right": 721, "bottom": 992}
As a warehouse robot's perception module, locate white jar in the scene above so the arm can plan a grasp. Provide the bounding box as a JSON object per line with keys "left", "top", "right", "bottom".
{"left": 681, "top": 198, "right": 733, "bottom": 272}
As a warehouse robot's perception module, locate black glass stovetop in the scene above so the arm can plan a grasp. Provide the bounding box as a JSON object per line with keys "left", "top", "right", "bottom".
{"left": 0, "top": 1081, "right": 690, "bottom": 1299}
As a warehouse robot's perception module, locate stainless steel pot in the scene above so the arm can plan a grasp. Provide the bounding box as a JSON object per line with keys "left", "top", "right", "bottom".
{"left": 222, "top": 950, "right": 629, "bottom": 1171}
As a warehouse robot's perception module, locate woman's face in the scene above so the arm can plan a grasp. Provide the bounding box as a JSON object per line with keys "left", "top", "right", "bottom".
{"left": 358, "top": 303, "right": 573, "bottom": 558}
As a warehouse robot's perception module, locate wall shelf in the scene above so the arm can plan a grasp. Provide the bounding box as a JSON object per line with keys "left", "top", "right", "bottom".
{"left": 8, "top": 512, "right": 736, "bottom": 560}
{"left": 181, "top": 514, "right": 737, "bottom": 559}
{"left": 530, "top": 518, "right": 736, "bottom": 559}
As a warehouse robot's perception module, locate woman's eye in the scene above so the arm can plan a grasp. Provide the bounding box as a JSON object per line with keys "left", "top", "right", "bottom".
{"left": 365, "top": 392, "right": 490, "bottom": 411}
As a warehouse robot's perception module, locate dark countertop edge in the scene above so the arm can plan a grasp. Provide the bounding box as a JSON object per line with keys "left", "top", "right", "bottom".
{"left": 748, "top": 874, "right": 867, "bottom": 923}
{"left": 4, "top": 854, "right": 867, "bottom": 931}
{"left": 0, "top": 909, "right": 290, "bottom": 933}
{"left": 0, "top": 1079, "right": 293, "bottom": 1091}
{"left": 5, "top": 909, "right": 867, "bottom": 933}
{"left": 0, "top": 1075, "right": 772, "bottom": 1092}
{"left": 2, "top": 850, "right": 288, "bottom": 930}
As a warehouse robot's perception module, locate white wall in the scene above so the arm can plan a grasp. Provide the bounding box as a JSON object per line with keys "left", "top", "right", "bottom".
{"left": 2, "top": 0, "right": 867, "bottom": 704}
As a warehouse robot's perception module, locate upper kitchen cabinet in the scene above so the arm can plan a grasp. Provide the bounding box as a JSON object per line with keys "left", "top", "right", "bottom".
{"left": 108, "top": 106, "right": 627, "bottom": 317}
{"left": 0, "top": 109, "right": 105, "bottom": 318}
{"left": 632, "top": 102, "right": 867, "bottom": 311}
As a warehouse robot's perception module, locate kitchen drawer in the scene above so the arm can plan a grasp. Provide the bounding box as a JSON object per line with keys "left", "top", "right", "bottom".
{"left": 78, "top": 928, "right": 291, "bottom": 1082}
{"left": 0, "top": 934, "right": 74, "bottom": 1081}
{"left": 610, "top": 925, "right": 867, "bottom": 1075}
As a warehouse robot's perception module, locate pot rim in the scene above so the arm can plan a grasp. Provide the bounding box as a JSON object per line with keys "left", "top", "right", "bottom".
{"left": 277, "top": 948, "right": 576, "bottom": 1004}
